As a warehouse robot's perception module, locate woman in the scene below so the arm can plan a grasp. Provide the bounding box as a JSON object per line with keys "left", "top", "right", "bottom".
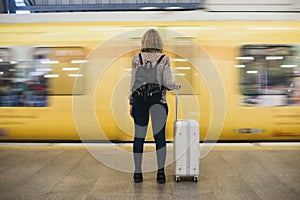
{"left": 129, "top": 29, "right": 181, "bottom": 183}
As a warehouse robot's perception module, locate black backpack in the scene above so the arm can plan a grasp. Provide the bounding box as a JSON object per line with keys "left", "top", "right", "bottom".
{"left": 132, "top": 53, "right": 165, "bottom": 102}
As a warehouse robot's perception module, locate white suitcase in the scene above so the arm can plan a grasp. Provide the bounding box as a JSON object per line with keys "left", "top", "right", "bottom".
{"left": 174, "top": 90, "right": 200, "bottom": 182}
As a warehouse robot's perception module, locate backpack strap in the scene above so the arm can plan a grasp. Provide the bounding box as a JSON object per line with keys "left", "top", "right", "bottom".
{"left": 156, "top": 54, "right": 166, "bottom": 90}
{"left": 138, "top": 53, "right": 143, "bottom": 66}
{"left": 155, "top": 54, "right": 165, "bottom": 66}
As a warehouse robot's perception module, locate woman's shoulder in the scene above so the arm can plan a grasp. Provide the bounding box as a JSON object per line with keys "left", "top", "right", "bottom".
{"left": 132, "top": 52, "right": 169, "bottom": 67}
{"left": 132, "top": 53, "right": 142, "bottom": 66}
{"left": 141, "top": 52, "right": 169, "bottom": 62}
{"left": 132, "top": 53, "right": 140, "bottom": 60}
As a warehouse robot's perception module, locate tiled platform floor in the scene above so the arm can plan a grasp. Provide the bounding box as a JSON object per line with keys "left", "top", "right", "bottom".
{"left": 0, "top": 143, "right": 299, "bottom": 200}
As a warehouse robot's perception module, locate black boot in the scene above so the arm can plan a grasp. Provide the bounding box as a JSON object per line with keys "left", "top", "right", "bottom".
{"left": 157, "top": 169, "right": 166, "bottom": 184}
{"left": 134, "top": 172, "right": 143, "bottom": 183}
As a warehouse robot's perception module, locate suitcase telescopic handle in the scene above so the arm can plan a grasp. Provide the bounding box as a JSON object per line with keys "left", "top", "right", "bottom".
{"left": 175, "top": 89, "right": 178, "bottom": 122}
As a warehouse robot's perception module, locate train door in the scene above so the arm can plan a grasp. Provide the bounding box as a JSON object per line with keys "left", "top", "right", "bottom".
{"left": 0, "top": 46, "right": 87, "bottom": 140}
{"left": 0, "top": 46, "right": 49, "bottom": 139}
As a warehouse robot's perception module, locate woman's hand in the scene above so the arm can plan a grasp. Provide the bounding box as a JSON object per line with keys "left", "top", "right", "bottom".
{"left": 129, "top": 105, "right": 133, "bottom": 118}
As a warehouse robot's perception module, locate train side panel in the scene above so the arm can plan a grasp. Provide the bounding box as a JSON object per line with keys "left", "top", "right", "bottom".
{"left": 0, "top": 20, "right": 299, "bottom": 141}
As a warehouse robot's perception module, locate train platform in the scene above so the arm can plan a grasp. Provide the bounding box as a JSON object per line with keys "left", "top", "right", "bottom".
{"left": 0, "top": 142, "right": 299, "bottom": 200}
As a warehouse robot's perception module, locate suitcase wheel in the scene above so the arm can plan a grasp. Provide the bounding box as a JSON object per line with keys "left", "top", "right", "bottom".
{"left": 175, "top": 176, "right": 180, "bottom": 182}
{"left": 193, "top": 176, "right": 198, "bottom": 182}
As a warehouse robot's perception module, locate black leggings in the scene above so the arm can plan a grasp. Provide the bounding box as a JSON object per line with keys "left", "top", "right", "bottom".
{"left": 132, "top": 100, "right": 168, "bottom": 173}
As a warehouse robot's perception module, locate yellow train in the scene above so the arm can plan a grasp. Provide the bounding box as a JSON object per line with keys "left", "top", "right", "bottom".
{"left": 0, "top": 11, "right": 300, "bottom": 142}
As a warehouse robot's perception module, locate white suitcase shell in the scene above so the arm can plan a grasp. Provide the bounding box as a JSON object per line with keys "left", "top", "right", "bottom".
{"left": 174, "top": 119, "right": 200, "bottom": 182}
{"left": 174, "top": 90, "right": 200, "bottom": 182}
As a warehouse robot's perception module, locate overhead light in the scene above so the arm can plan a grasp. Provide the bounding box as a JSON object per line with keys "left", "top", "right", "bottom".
{"left": 41, "top": 60, "right": 59, "bottom": 64}
{"left": 165, "top": 6, "right": 183, "bottom": 10}
{"left": 0, "top": 59, "right": 3, "bottom": 62}
{"left": 281, "top": 65, "right": 298, "bottom": 68}
{"left": 0, "top": 72, "right": 3, "bottom": 75}
{"left": 68, "top": 74, "right": 83, "bottom": 78}
{"left": 44, "top": 74, "right": 59, "bottom": 78}
{"left": 36, "top": 68, "right": 52, "bottom": 72}
{"left": 10, "top": 61, "right": 18, "bottom": 64}
{"left": 62, "top": 67, "right": 79, "bottom": 71}
{"left": 140, "top": 7, "right": 159, "bottom": 10}
{"left": 71, "top": 60, "right": 89, "bottom": 64}
{"left": 174, "top": 73, "right": 186, "bottom": 76}
{"left": 16, "top": 10, "right": 31, "bottom": 14}
{"left": 247, "top": 70, "right": 258, "bottom": 74}
{"left": 15, "top": 0, "right": 26, "bottom": 6}
{"left": 235, "top": 65, "right": 246, "bottom": 68}
{"left": 175, "top": 67, "right": 191, "bottom": 70}
{"left": 173, "top": 58, "right": 188, "bottom": 62}
{"left": 29, "top": 71, "right": 45, "bottom": 76}
{"left": 236, "top": 57, "right": 254, "bottom": 60}
{"left": 266, "top": 56, "right": 284, "bottom": 60}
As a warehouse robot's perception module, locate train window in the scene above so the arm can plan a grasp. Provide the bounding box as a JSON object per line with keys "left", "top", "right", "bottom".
{"left": 238, "top": 45, "right": 300, "bottom": 106}
{"left": 0, "top": 47, "right": 48, "bottom": 107}
{"left": 0, "top": 47, "right": 86, "bottom": 107}
{"left": 33, "top": 47, "right": 86, "bottom": 95}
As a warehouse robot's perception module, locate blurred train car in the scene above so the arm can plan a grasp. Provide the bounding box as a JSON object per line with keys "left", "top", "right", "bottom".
{"left": 0, "top": 11, "right": 300, "bottom": 142}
